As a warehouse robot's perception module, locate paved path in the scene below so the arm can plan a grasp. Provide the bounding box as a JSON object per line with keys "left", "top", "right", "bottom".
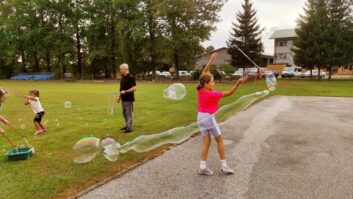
{"left": 81, "top": 96, "right": 353, "bottom": 199}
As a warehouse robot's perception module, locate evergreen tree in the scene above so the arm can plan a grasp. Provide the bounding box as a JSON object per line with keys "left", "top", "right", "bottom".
{"left": 293, "top": 0, "right": 330, "bottom": 80}
{"left": 227, "top": 0, "right": 264, "bottom": 71}
{"left": 326, "top": 0, "right": 352, "bottom": 79}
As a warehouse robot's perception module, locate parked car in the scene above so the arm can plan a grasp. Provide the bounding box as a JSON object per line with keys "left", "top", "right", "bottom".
{"left": 179, "top": 70, "right": 191, "bottom": 77}
{"left": 160, "top": 71, "right": 172, "bottom": 78}
{"left": 232, "top": 69, "right": 246, "bottom": 78}
{"left": 148, "top": 71, "right": 162, "bottom": 76}
{"left": 301, "top": 70, "right": 326, "bottom": 78}
{"left": 281, "top": 66, "right": 302, "bottom": 78}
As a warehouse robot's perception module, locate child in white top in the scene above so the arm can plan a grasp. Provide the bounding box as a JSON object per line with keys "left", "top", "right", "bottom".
{"left": 24, "top": 90, "right": 46, "bottom": 135}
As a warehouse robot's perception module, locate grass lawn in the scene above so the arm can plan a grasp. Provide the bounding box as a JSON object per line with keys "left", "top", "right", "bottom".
{"left": 0, "top": 79, "right": 352, "bottom": 199}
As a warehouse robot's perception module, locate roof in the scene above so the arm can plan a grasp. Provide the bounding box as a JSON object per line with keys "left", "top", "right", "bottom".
{"left": 197, "top": 47, "right": 227, "bottom": 56}
{"left": 270, "top": 29, "right": 297, "bottom": 39}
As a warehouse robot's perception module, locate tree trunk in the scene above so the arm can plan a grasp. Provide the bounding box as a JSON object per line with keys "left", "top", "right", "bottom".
{"left": 174, "top": 51, "right": 180, "bottom": 79}
{"left": 318, "top": 66, "right": 321, "bottom": 80}
{"left": 310, "top": 68, "right": 313, "bottom": 80}
{"left": 111, "top": 21, "right": 116, "bottom": 79}
{"left": 33, "top": 51, "right": 40, "bottom": 72}
{"left": 147, "top": 4, "right": 157, "bottom": 80}
{"left": 46, "top": 50, "right": 51, "bottom": 72}
{"left": 21, "top": 49, "right": 26, "bottom": 73}
{"left": 75, "top": 23, "right": 82, "bottom": 79}
{"left": 328, "top": 66, "right": 332, "bottom": 80}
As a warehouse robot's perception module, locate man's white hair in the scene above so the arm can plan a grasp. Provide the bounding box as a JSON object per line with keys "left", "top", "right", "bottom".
{"left": 120, "top": 63, "right": 129, "bottom": 70}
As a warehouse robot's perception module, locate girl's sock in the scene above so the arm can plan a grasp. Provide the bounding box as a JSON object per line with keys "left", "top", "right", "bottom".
{"left": 221, "top": 160, "right": 227, "bottom": 167}
{"left": 200, "top": 161, "right": 207, "bottom": 169}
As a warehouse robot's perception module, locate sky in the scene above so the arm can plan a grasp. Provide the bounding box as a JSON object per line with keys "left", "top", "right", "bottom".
{"left": 202, "top": 0, "right": 307, "bottom": 55}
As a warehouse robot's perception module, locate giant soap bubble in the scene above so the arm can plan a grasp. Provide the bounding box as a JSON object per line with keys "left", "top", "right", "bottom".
{"left": 163, "top": 83, "right": 186, "bottom": 100}
{"left": 73, "top": 137, "right": 121, "bottom": 164}
{"left": 265, "top": 71, "right": 277, "bottom": 92}
{"left": 101, "top": 137, "right": 120, "bottom": 162}
{"left": 73, "top": 137, "right": 100, "bottom": 164}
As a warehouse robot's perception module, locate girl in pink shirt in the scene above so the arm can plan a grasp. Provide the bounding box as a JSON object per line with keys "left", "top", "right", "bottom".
{"left": 197, "top": 53, "right": 246, "bottom": 175}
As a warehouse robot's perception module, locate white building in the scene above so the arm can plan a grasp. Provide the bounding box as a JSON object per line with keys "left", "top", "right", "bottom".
{"left": 270, "top": 29, "right": 297, "bottom": 65}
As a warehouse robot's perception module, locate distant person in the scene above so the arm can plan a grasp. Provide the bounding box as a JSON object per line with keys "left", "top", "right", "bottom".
{"left": 197, "top": 53, "right": 246, "bottom": 175}
{"left": 118, "top": 63, "right": 136, "bottom": 133}
{"left": 24, "top": 90, "right": 47, "bottom": 135}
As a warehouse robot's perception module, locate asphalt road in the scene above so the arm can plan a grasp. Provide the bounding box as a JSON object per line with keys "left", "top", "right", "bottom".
{"left": 81, "top": 96, "right": 353, "bottom": 199}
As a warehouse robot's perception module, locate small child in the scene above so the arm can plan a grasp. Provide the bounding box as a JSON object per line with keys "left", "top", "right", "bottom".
{"left": 197, "top": 53, "right": 246, "bottom": 175}
{"left": 0, "top": 88, "right": 15, "bottom": 146}
{"left": 24, "top": 90, "right": 46, "bottom": 135}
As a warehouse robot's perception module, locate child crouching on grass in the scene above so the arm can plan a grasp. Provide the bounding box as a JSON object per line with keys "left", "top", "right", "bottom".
{"left": 24, "top": 90, "right": 47, "bottom": 135}
{"left": 197, "top": 53, "right": 247, "bottom": 175}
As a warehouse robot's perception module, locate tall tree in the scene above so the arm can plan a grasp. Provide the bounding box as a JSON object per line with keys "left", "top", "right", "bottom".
{"left": 227, "top": 0, "right": 264, "bottom": 72}
{"left": 326, "top": 0, "right": 352, "bottom": 80}
{"left": 163, "top": 0, "right": 225, "bottom": 79}
{"left": 293, "top": 0, "right": 330, "bottom": 80}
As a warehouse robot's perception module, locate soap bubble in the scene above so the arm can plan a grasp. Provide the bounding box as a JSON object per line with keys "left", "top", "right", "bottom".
{"left": 163, "top": 83, "right": 186, "bottom": 100}
{"left": 265, "top": 71, "right": 277, "bottom": 92}
{"left": 64, "top": 101, "right": 72, "bottom": 109}
{"left": 56, "top": 123, "right": 60, "bottom": 127}
{"left": 120, "top": 90, "right": 270, "bottom": 154}
{"left": 73, "top": 137, "right": 101, "bottom": 164}
{"left": 101, "top": 137, "right": 120, "bottom": 162}
{"left": 20, "top": 124, "right": 26, "bottom": 130}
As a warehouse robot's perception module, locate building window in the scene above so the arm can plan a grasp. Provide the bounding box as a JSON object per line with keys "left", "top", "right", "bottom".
{"left": 276, "top": 53, "right": 287, "bottom": 59}
{"left": 277, "top": 41, "right": 287, "bottom": 47}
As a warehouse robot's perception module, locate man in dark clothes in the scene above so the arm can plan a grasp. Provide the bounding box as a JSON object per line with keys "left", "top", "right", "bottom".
{"left": 118, "top": 63, "right": 136, "bottom": 133}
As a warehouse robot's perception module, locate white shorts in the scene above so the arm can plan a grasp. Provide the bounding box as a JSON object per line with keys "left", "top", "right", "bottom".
{"left": 197, "top": 112, "right": 221, "bottom": 137}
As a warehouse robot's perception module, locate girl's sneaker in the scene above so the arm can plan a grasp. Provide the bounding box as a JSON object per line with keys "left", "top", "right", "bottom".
{"left": 43, "top": 129, "right": 48, "bottom": 132}
{"left": 198, "top": 167, "right": 214, "bottom": 175}
{"left": 221, "top": 165, "right": 234, "bottom": 174}
{"left": 34, "top": 130, "right": 44, "bottom": 135}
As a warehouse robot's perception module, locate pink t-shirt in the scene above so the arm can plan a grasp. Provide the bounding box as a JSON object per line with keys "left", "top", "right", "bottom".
{"left": 198, "top": 89, "right": 223, "bottom": 114}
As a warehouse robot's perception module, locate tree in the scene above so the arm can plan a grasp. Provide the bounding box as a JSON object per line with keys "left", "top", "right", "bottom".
{"left": 326, "top": 0, "right": 352, "bottom": 80}
{"left": 227, "top": 0, "right": 264, "bottom": 72}
{"left": 163, "top": 0, "right": 225, "bottom": 79}
{"left": 293, "top": 0, "right": 330, "bottom": 80}
{"left": 205, "top": 45, "right": 215, "bottom": 53}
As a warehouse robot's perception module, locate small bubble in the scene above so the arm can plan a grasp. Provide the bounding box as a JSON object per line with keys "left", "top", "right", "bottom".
{"left": 20, "top": 124, "right": 26, "bottom": 130}
{"left": 64, "top": 101, "right": 72, "bottom": 109}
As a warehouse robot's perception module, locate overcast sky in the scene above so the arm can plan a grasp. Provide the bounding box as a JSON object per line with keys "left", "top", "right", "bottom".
{"left": 203, "top": 0, "right": 307, "bottom": 55}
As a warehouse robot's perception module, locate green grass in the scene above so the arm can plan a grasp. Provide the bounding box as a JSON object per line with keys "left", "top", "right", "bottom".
{"left": 0, "top": 79, "right": 352, "bottom": 199}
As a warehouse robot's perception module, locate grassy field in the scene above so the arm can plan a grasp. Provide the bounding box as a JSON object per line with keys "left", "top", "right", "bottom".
{"left": 0, "top": 79, "right": 352, "bottom": 199}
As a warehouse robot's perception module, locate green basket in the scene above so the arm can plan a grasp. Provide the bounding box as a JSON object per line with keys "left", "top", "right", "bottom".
{"left": 5, "top": 147, "right": 33, "bottom": 161}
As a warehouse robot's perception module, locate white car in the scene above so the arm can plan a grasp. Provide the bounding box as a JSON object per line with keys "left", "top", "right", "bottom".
{"left": 148, "top": 71, "right": 162, "bottom": 76}
{"left": 160, "top": 71, "right": 171, "bottom": 78}
{"left": 281, "top": 66, "right": 302, "bottom": 78}
{"left": 302, "top": 70, "right": 326, "bottom": 78}
{"left": 179, "top": 70, "right": 191, "bottom": 77}
{"left": 232, "top": 68, "right": 246, "bottom": 77}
